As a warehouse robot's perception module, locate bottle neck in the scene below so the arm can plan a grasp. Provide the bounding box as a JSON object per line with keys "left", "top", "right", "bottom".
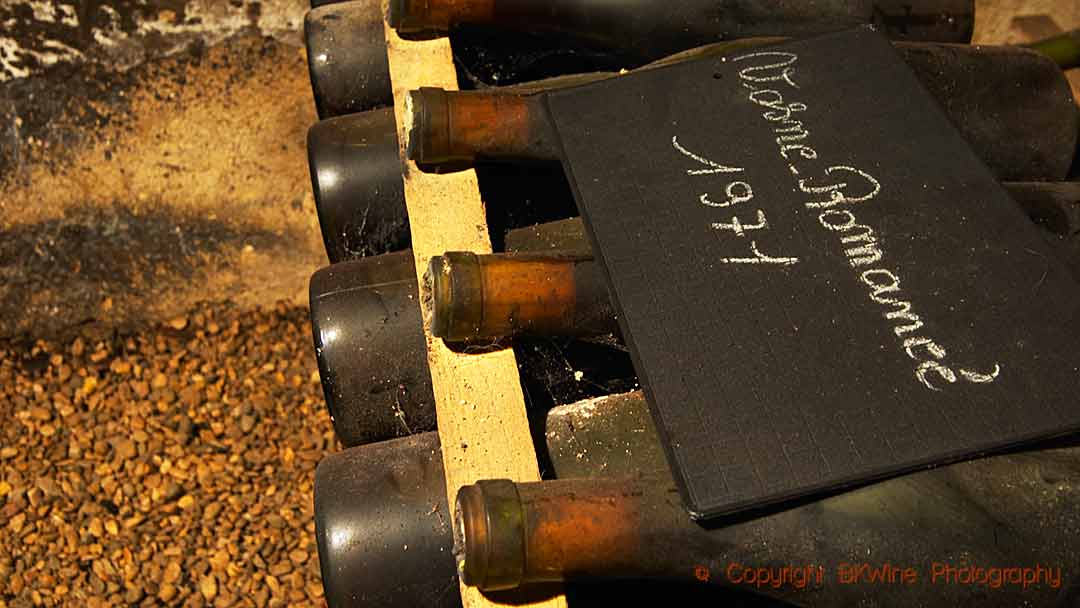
{"left": 425, "top": 252, "right": 617, "bottom": 342}
{"left": 456, "top": 478, "right": 675, "bottom": 590}
{"left": 407, "top": 88, "right": 560, "bottom": 166}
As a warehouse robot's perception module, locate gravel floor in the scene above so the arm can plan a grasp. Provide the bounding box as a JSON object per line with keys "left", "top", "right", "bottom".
{"left": 0, "top": 302, "right": 335, "bottom": 607}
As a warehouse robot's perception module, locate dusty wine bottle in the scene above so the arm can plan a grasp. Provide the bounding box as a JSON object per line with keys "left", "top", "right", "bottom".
{"left": 307, "top": 42, "right": 784, "bottom": 263}
{"left": 309, "top": 41, "right": 1077, "bottom": 263}
{"left": 314, "top": 393, "right": 680, "bottom": 608}
{"left": 401, "top": 40, "right": 779, "bottom": 165}
{"left": 426, "top": 252, "right": 617, "bottom": 342}
{"left": 305, "top": 0, "right": 393, "bottom": 118}
{"left": 308, "top": 59, "right": 632, "bottom": 261}
{"left": 422, "top": 183, "right": 1080, "bottom": 344}
{"left": 314, "top": 390, "right": 1080, "bottom": 608}
{"left": 453, "top": 460, "right": 1077, "bottom": 606}
{"left": 309, "top": 249, "right": 433, "bottom": 448}
{"left": 406, "top": 41, "right": 1078, "bottom": 182}
{"left": 388, "top": 0, "right": 975, "bottom": 59}
{"left": 311, "top": 0, "right": 978, "bottom": 117}
{"left": 315, "top": 184, "right": 1080, "bottom": 447}
{"left": 309, "top": 219, "right": 608, "bottom": 447}
{"left": 305, "top": 0, "right": 641, "bottom": 118}
{"left": 308, "top": 107, "right": 409, "bottom": 262}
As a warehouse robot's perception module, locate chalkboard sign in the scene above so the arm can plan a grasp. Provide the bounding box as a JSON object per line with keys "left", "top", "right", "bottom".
{"left": 544, "top": 28, "right": 1080, "bottom": 520}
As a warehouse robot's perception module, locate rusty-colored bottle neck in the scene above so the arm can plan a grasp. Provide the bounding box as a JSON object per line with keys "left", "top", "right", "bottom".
{"left": 456, "top": 478, "right": 687, "bottom": 591}
{"left": 406, "top": 88, "right": 559, "bottom": 166}
{"left": 425, "top": 252, "right": 617, "bottom": 343}
{"left": 454, "top": 479, "right": 526, "bottom": 590}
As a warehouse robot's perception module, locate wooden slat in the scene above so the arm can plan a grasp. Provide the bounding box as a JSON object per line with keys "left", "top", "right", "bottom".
{"left": 383, "top": 18, "right": 568, "bottom": 608}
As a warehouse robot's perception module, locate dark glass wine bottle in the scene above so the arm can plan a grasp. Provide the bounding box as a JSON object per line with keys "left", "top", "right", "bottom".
{"left": 314, "top": 390, "right": 1080, "bottom": 607}
{"left": 389, "top": 0, "right": 976, "bottom": 59}
{"left": 309, "top": 219, "right": 606, "bottom": 447}
{"left": 405, "top": 41, "right": 1078, "bottom": 183}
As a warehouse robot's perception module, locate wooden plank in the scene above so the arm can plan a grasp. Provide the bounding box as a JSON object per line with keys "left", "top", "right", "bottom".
{"left": 382, "top": 17, "right": 568, "bottom": 608}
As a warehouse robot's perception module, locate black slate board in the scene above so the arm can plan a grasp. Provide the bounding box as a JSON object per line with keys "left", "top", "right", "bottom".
{"left": 543, "top": 28, "right": 1080, "bottom": 520}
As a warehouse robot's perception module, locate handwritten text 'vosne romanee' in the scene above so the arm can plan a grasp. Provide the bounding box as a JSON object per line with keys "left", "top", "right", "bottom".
{"left": 671, "top": 51, "right": 1000, "bottom": 392}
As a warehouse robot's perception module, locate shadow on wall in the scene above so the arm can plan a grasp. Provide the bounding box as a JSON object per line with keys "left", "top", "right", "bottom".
{"left": 0, "top": 205, "right": 302, "bottom": 339}
{"left": 0, "top": 0, "right": 324, "bottom": 340}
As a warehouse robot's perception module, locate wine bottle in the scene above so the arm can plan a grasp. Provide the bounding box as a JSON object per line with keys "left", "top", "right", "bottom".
{"left": 388, "top": 0, "right": 976, "bottom": 59}
{"left": 309, "top": 42, "right": 1077, "bottom": 262}
{"left": 310, "top": 220, "right": 611, "bottom": 447}
{"left": 308, "top": 61, "right": 623, "bottom": 262}
{"left": 306, "top": 1, "right": 392, "bottom": 118}
{"left": 315, "top": 390, "right": 1080, "bottom": 607}
{"left": 423, "top": 183, "right": 1080, "bottom": 344}
{"left": 405, "top": 42, "right": 1079, "bottom": 182}
{"left": 308, "top": 0, "right": 976, "bottom": 118}
{"left": 312, "top": 183, "right": 1080, "bottom": 447}
{"left": 453, "top": 467, "right": 1075, "bottom": 606}
{"left": 314, "top": 392, "right": 683, "bottom": 608}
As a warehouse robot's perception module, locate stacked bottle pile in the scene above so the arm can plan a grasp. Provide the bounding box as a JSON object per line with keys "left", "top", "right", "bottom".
{"left": 297, "top": 2, "right": 1080, "bottom": 606}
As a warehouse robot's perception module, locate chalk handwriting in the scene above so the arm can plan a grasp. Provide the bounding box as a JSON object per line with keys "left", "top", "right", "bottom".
{"left": 729, "top": 50, "right": 1001, "bottom": 391}
{"left": 673, "top": 136, "right": 797, "bottom": 265}
{"left": 712, "top": 209, "right": 768, "bottom": 237}
{"left": 671, "top": 136, "right": 744, "bottom": 175}
{"left": 719, "top": 242, "right": 799, "bottom": 266}
{"left": 700, "top": 181, "right": 754, "bottom": 208}
{"left": 731, "top": 51, "right": 800, "bottom": 88}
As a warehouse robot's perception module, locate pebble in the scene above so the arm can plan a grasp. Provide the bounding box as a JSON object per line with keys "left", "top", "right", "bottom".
{"left": 28, "top": 406, "right": 51, "bottom": 421}
{"left": 112, "top": 437, "right": 137, "bottom": 460}
{"left": 162, "top": 481, "right": 184, "bottom": 502}
{"left": 203, "top": 502, "right": 223, "bottom": 522}
{"left": 199, "top": 574, "right": 218, "bottom": 601}
{"left": 176, "top": 415, "right": 195, "bottom": 442}
{"left": 124, "top": 584, "right": 144, "bottom": 603}
{"left": 158, "top": 583, "right": 178, "bottom": 602}
{"left": 0, "top": 303, "right": 333, "bottom": 606}
{"left": 163, "top": 561, "right": 182, "bottom": 584}
{"left": 132, "top": 381, "right": 150, "bottom": 398}
{"left": 179, "top": 385, "right": 202, "bottom": 407}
